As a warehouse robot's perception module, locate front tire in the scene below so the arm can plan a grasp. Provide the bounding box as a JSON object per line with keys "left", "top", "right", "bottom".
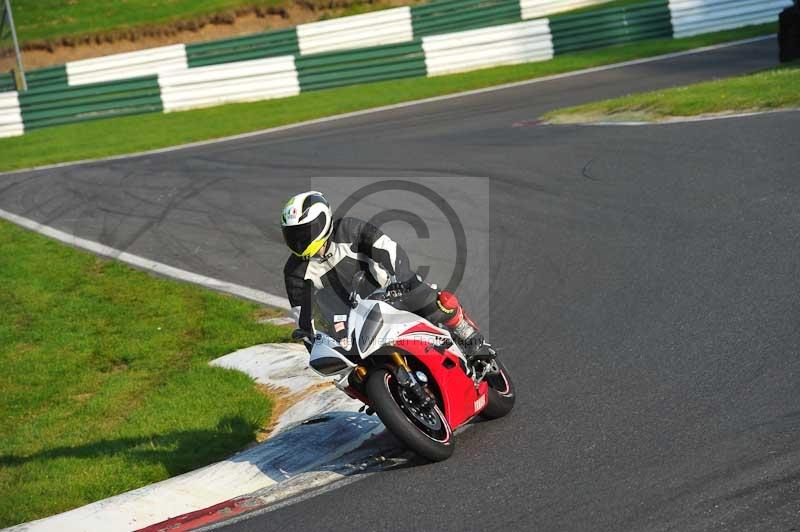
{"left": 366, "top": 368, "right": 454, "bottom": 462}
{"left": 480, "top": 357, "right": 516, "bottom": 419}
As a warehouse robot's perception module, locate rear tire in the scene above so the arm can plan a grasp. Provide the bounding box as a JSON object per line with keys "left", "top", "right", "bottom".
{"left": 366, "top": 368, "right": 454, "bottom": 462}
{"left": 480, "top": 357, "right": 515, "bottom": 419}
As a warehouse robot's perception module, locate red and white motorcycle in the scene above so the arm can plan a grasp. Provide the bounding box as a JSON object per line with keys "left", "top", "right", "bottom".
{"left": 294, "top": 273, "right": 515, "bottom": 461}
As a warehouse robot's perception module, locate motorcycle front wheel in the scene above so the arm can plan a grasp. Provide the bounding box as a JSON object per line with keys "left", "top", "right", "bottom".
{"left": 366, "top": 368, "right": 454, "bottom": 462}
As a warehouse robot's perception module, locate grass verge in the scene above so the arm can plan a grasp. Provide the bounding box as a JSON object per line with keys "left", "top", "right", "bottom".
{"left": 543, "top": 62, "right": 800, "bottom": 123}
{"left": 0, "top": 218, "right": 291, "bottom": 528}
{"left": 0, "top": 23, "right": 775, "bottom": 173}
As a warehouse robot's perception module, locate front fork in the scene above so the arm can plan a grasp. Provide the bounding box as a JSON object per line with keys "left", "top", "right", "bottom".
{"left": 390, "top": 352, "right": 436, "bottom": 410}
{"left": 342, "top": 352, "right": 438, "bottom": 412}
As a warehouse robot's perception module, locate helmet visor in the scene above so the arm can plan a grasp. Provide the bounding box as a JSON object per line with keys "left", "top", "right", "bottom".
{"left": 282, "top": 212, "right": 328, "bottom": 256}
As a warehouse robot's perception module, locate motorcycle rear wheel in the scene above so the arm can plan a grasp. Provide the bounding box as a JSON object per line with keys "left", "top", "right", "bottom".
{"left": 366, "top": 368, "right": 454, "bottom": 462}
{"left": 480, "top": 357, "right": 516, "bottom": 419}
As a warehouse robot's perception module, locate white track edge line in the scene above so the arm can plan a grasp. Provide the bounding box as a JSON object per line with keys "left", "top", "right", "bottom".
{"left": 0, "top": 35, "right": 774, "bottom": 177}
{"left": 0, "top": 206, "right": 292, "bottom": 310}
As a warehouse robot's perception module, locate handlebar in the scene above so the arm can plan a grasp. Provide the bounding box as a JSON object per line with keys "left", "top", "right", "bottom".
{"left": 292, "top": 328, "right": 315, "bottom": 341}
{"left": 349, "top": 272, "right": 407, "bottom": 307}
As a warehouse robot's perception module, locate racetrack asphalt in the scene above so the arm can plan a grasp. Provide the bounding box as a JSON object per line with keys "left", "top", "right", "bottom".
{"left": 2, "top": 38, "right": 800, "bottom": 531}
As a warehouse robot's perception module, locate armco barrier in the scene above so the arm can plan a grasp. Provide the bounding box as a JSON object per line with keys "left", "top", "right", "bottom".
{"left": 297, "top": 8, "right": 414, "bottom": 55}
{"left": 669, "top": 0, "right": 791, "bottom": 38}
{"left": 159, "top": 56, "right": 299, "bottom": 112}
{"left": 0, "top": 67, "right": 67, "bottom": 92}
{"left": 0, "top": 73, "right": 15, "bottom": 92}
{"left": 550, "top": 0, "right": 673, "bottom": 54}
{"left": 296, "top": 41, "right": 427, "bottom": 91}
{"left": 0, "top": 91, "right": 23, "bottom": 137}
{"left": 26, "top": 65, "right": 68, "bottom": 90}
{"left": 423, "top": 18, "right": 553, "bottom": 76}
{"left": 520, "top": 0, "right": 609, "bottom": 20}
{"left": 9, "top": 0, "right": 591, "bottom": 93}
{"left": 19, "top": 76, "right": 163, "bottom": 130}
{"left": 0, "top": 0, "right": 786, "bottom": 138}
{"left": 66, "top": 44, "right": 188, "bottom": 86}
{"left": 411, "top": 0, "right": 522, "bottom": 38}
{"left": 186, "top": 28, "right": 299, "bottom": 68}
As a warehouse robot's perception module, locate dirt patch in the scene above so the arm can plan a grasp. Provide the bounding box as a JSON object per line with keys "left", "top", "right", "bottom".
{"left": 72, "top": 392, "right": 95, "bottom": 403}
{"left": 252, "top": 307, "right": 285, "bottom": 323}
{"left": 110, "top": 361, "right": 130, "bottom": 374}
{"left": 252, "top": 380, "right": 337, "bottom": 443}
{"left": 544, "top": 108, "right": 800, "bottom": 126}
{"left": 545, "top": 110, "right": 659, "bottom": 124}
{"left": 14, "top": 342, "right": 35, "bottom": 352}
{"left": 87, "top": 257, "right": 109, "bottom": 276}
{"left": 0, "top": 0, "right": 421, "bottom": 72}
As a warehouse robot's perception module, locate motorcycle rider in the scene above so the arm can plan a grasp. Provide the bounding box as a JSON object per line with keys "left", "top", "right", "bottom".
{"left": 280, "top": 190, "right": 496, "bottom": 363}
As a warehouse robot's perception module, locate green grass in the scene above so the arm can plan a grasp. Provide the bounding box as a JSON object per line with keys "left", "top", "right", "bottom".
{"left": 0, "top": 218, "right": 291, "bottom": 527}
{"left": 0, "top": 23, "right": 775, "bottom": 173}
{"left": 544, "top": 62, "right": 800, "bottom": 124}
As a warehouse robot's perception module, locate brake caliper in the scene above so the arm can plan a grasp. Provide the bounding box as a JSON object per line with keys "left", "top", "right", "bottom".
{"left": 395, "top": 366, "right": 435, "bottom": 410}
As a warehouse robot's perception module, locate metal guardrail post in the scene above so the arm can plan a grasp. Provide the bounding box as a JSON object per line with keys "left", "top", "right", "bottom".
{"left": 3, "top": 0, "right": 27, "bottom": 91}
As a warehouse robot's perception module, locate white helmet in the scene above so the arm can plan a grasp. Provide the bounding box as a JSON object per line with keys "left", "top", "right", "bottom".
{"left": 280, "top": 191, "right": 333, "bottom": 258}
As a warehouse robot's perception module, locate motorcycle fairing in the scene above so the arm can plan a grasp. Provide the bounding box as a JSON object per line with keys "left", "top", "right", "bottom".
{"left": 387, "top": 312, "right": 489, "bottom": 428}
{"left": 348, "top": 299, "right": 437, "bottom": 358}
{"left": 312, "top": 297, "right": 489, "bottom": 429}
{"left": 308, "top": 333, "right": 356, "bottom": 377}
{"left": 398, "top": 332, "right": 490, "bottom": 428}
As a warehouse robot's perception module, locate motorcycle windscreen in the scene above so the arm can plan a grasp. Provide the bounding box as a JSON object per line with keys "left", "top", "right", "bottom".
{"left": 358, "top": 305, "right": 383, "bottom": 353}
{"left": 312, "top": 287, "right": 351, "bottom": 341}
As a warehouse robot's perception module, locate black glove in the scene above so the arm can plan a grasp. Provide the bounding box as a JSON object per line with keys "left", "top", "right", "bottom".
{"left": 385, "top": 281, "right": 406, "bottom": 298}
{"left": 292, "top": 328, "right": 314, "bottom": 341}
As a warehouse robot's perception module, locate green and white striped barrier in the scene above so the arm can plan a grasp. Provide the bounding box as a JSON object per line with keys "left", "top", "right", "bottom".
{"left": 158, "top": 55, "right": 299, "bottom": 112}
{"left": 186, "top": 28, "right": 299, "bottom": 68}
{"left": 17, "top": 76, "right": 163, "bottom": 131}
{"left": 0, "top": 91, "right": 23, "bottom": 137}
{"left": 549, "top": 0, "right": 673, "bottom": 54}
{"left": 296, "top": 41, "right": 426, "bottom": 91}
{"left": 0, "top": 0, "right": 789, "bottom": 139}
{"left": 66, "top": 44, "right": 188, "bottom": 86}
{"left": 423, "top": 18, "right": 553, "bottom": 76}
{"left": 520, "top": 0, "right": 609, "bottom": 20}
{"left": 412, "top": 0, "right": 522, "bottom": 37}
{"left": 297, "top": 7, "right": 415, "bottom": 55}
{"left": 0, "top": 72, "right": 15, "bottom": 92}
{"left": 669, "top": 0, "right": 790, "bottom": 37}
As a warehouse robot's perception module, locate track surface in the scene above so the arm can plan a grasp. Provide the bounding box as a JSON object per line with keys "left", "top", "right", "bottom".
{"left": 3, "top": 39, "right": 800, "bottom": 531}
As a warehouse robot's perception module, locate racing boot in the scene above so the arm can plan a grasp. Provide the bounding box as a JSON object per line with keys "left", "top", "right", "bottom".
{"left": 437, "top": 291, "right": 497, "bottom": 364}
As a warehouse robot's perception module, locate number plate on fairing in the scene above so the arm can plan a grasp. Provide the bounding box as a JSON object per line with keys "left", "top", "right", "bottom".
{"left": 474, "top": 394, "right": 487, "bottom": 411}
